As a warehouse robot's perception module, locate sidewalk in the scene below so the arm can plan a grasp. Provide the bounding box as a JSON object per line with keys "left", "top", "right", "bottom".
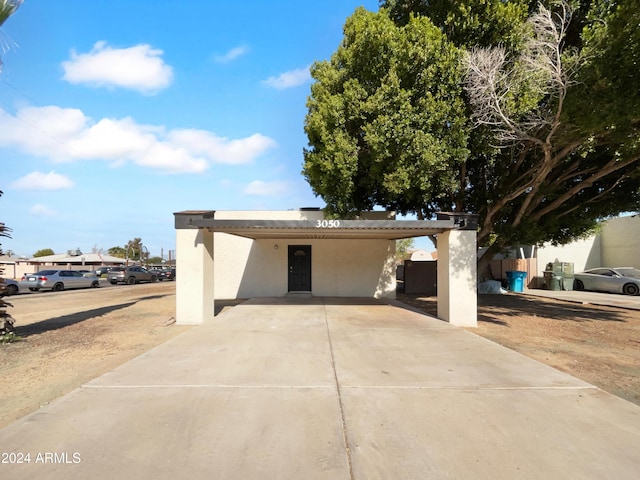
{"left": 0, "top": 297, "right": 639, "bottom": 479}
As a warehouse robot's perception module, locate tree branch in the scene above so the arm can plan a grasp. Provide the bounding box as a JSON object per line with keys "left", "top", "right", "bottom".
{"left": 533, "top": 155, "right": 640, "bottom": 221}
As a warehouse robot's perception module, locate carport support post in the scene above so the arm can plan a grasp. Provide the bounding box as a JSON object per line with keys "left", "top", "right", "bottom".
{"left": 175, "top": 227, "right": 214, "bottom": 325}
{"left": 437, "top": 229, "right": 477, "bottom": 327}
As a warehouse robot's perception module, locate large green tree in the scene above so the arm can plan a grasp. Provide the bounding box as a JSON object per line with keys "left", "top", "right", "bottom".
{"left": 303, "top": 0, "right": 640, "bottom": 271}
{"left": 108, "top": 246, "right": 126, "bottom": 258}
{"left": 304, "top": 7, "right": 469, "bottom": 218}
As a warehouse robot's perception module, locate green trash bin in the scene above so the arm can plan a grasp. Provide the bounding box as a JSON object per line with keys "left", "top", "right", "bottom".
{"left": 548, "top": 261, "right": 574, "bottom": 291}
{"left": 506, "top": 271, "right": 527, "bottom": 292}
{"left": 544, "top": 271, "right": 562, "bottom": 291}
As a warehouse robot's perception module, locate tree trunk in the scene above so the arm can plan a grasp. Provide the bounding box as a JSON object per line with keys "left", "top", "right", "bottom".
{"left": 477, "top": 243, "right": 500, "bottom": 281}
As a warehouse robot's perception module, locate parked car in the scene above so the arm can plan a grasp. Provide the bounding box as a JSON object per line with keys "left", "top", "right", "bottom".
{"left": 20, "top": 270, "right": 100, "bottom": 292}
{"left": 107, "top": 266, "right": 158, "bottom": 285}
{"left": 155, "top": 268, "right": 175, "bottom": 281}
{"left": 574, "top": 267, "right": 640, "bottom": 296}
{"left": 95, "top": 266, "right": 112, "bottom": 276}
{"left": 1, "top": 278, "right": 20, "bottom": 295}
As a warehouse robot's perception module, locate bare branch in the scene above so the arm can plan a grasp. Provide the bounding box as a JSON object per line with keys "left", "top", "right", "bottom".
{"left": 464, "top": 1, "right": 574, "bottom": 147}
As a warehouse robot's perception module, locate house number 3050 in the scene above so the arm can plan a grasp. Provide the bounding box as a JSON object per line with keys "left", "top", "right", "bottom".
{"left": 316, "top": 219, "right": 340, "bottom": 228}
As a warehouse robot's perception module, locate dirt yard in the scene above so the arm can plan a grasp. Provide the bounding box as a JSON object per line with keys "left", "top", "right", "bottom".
{"left": 398, "top": 293, "right": 640, "bottom": 406}
{"left": 0, "top": 282, "right": 189, "bottom": 428}
{"left": 1, "top": 284, "right": 639, "bottom": 429}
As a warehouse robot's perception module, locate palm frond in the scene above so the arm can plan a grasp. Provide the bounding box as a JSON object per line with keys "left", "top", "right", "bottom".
{"left": 0, "top": 0, "right": 22, "bottom": 28}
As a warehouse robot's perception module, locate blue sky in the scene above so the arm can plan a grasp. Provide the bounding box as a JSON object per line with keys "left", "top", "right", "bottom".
{"left": 0, "top": 0, "right": 431, "bottom": 259}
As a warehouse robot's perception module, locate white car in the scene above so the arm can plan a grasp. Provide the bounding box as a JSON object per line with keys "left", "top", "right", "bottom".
{"left": 573, "top": 267, "right": 640, "bottom": 296}
{"left": 20, "top": 270, "right": 100, "bottom": 292}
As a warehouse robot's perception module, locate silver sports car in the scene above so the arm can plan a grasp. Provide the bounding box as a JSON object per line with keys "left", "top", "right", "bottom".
{"left": 573, "top": 267, "right": 640, "bottom": 296}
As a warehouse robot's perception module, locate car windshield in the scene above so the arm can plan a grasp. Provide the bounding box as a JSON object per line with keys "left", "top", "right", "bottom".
{"left": 37, "top": 270, "right": 58, "bottom": 276}
{"left": 617, "top": 268, "right": 640, "bottom": 279}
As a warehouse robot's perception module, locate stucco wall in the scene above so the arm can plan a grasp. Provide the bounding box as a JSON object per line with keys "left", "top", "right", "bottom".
{"left": 601, "top": 216, "right": 640, "bottom": 268}
{"left": 536, "top": 236, "right": 602, "bottom": 276}
{"left": 209, "top": 209, "right": 396, "bottom": 299}
{"left": 214, "top": 236, "right": 396, "bottom": 299}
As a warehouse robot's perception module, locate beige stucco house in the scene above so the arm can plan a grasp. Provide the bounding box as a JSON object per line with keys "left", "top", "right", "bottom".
{"left": 174, "top": 209, "right": 478, "bottom": 327}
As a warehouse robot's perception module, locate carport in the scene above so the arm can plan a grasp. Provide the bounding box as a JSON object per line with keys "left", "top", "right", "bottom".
{"left": 174, "top": 210, "right": 478, "bottom": 327}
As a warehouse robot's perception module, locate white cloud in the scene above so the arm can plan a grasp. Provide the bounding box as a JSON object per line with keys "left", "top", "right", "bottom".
{"left": 11, "top": 171, "right": 74, "bottom": 190}
{"left": 244, "top": 180, "right": 290, "bottom": 196}
{"left": 168, "top": 130, "right": 277, "bottom": 165}
{"left": 214, "top": 46, "right": 248, "bottom": 63}
{"left": 262, "top": 65, "right": 312, "bottom": 89}
{"left": 61, "top": 41, "right": 174, "bottom": 94}
{"left": 0, "top": 105, "right": 277, "bottom": 174}
{"left": 30, "top": 204, "right": 57, "bottom": 217}
{"left": 0, "top": 106, "right": 87, "bottom": 160}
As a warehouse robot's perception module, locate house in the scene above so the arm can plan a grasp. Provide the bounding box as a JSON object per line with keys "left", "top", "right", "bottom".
{"left": 409, "top": 249, "right": 437, "bottom": 261}
{"left": 0, "top": 254, "right": 30, "bottom": 279}
{"left": 174, "top": 209, "right": 479, "bottom": 327}
{"left": 23, "top": 251, "right": 126, "bottom": 278}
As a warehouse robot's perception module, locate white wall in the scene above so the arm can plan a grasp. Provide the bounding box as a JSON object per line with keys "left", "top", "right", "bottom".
{"left": 601, "top": 216, "right": 640, "bottom": 268}
{"left": 214, "top": 236, "right": 396, "bottom": 299}
{"left": 536, "top": 236, "right": 602, "bottom": 276}
{"left": 212, "top": 210, "right": 396, "bottom": 299}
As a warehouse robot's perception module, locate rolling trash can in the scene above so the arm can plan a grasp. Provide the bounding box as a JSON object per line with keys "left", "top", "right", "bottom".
{"left": 506, "top": 271, "right": 527, "bottom": 292}
{"left": 544, "top": 271, "right": 562, "bottom": 291}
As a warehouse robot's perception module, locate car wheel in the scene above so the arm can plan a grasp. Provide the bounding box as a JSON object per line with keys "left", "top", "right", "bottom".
{"left": 623, "top": 283, "right": 639, "bottom": 296}
{"left": 574, "top": 279, "right": 584, "bottom": 291}
{"left": 6, "top": 284, "right": 18, "bottom": 295}
{"left": 91, "top": 281, "right": 100, "bottom": 288}
{"left": 52, "top": 283, "right": 64, "bottom": 292}
{"left": 151, "top": 276, "right": 158, "bottom": 283}
{"left": 127, "top": 276, "right": 136, "bottom": 285}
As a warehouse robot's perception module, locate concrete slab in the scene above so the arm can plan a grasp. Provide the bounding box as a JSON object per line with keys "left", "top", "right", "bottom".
{"left": 1, "top": 297, "right": 639, "bottom": 479}
{"left": 325, "top": 303, "right": 592, "bottom": 389}
{"left": 88, "top": 301, "right": 335, "bottom": 388}
{"left": 342, "top": 388, "right": 640, "bottom": 479}
{"left": 0, "top": 387, "right": 348, "bottom": 479}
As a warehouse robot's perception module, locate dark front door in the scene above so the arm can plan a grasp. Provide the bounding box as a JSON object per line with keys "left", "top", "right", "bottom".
{"left": 288, "top": 245, "right": 312, "bottom": 292}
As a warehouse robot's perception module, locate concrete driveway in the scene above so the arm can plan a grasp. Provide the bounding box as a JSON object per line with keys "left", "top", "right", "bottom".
{"left": 1, "top": 297, "right": 639, "bottom": 479}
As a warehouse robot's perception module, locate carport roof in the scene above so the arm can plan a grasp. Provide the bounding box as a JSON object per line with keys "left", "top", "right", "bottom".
{"left": 174, "top": 211, "right": 478, "bottom": 240}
